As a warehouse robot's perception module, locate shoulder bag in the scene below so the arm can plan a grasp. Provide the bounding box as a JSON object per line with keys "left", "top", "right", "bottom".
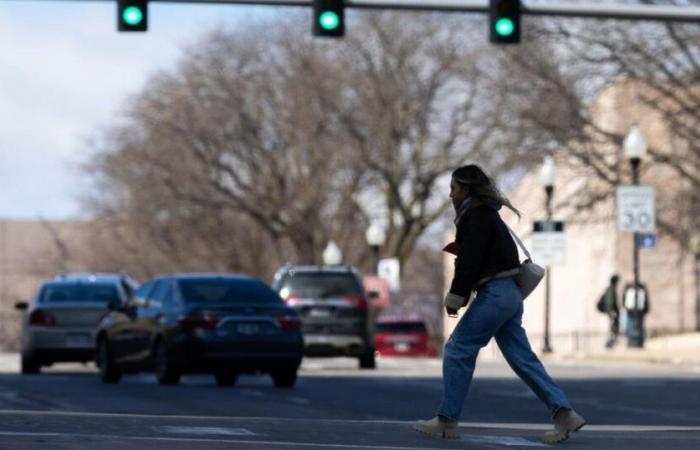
{"left": 504, "top": 224, "right": 546, "bottom": 300}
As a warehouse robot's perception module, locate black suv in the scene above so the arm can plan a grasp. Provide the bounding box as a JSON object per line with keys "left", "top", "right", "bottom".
{"left": 272, "top": 265, "right": 376, "bottom": 369}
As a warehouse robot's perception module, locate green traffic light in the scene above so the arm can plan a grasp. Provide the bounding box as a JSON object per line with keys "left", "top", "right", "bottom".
{"left": 319, "top": 11, "right": 340, "bottom": 31}
{"left": 494, "top": 18, "right": 515, "bottom": 37}
{"left": 123, "top": 6, "right": 144, "bottom": 26}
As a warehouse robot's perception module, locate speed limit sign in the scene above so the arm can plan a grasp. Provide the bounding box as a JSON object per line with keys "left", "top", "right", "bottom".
{"left": 616, "top": 185, "right": 656, "bottom": 232}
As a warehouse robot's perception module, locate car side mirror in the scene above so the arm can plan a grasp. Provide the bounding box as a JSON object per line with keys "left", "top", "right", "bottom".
{"left": 14, "top": 302, "right": 28, "bottom": 311}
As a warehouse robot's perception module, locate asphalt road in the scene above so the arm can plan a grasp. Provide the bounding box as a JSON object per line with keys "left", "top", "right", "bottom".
{"left": 0, "top": 356, "right": 699, "bottom": 449}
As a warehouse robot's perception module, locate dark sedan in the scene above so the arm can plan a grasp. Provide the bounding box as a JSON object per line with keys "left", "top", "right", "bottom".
{"left": 95, "top": 274, "right": 304, "bottom": 387}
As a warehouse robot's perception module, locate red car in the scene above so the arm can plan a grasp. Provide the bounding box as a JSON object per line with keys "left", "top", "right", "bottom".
{"left": 374, "top": 316, "right": 438, "bottom": 357}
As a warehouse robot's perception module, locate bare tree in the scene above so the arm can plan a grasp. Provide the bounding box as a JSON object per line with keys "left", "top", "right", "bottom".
{"left": 82, "top": 13, "right": 547, "bottom": 281}
{"left": 331, "top": 13, "right": 536, "bottom": 264}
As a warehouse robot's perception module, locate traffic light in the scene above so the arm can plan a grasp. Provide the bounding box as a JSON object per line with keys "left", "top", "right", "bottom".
{"left": 489, "top": 0, "right": 521, "bottom": 44}
{"left": 313, "top": 0, "right": 345, "bottom": 38}
{"left": 118, "top": 0, "right": 148, "bottom": 32}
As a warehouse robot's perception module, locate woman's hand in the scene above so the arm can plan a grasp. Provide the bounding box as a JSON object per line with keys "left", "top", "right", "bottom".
{"left": 444, "top": 292, "right": 466, "bottom": 317}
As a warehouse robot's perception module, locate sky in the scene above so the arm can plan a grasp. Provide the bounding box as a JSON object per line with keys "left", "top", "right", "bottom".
{"left": 0, "top": 0, "right": 282, "bottom": 220}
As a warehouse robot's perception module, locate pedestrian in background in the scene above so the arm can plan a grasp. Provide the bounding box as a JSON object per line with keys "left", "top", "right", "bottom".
{"left": 596, "top": 274, "right": 620, "bottom": 348}
{"left": 412, "top": 164, "right": 586, "bottom": 445}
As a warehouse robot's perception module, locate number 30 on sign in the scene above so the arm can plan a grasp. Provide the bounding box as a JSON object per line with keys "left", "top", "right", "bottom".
{"left": 616, "top": 185, "right": 656, "bottom": 233}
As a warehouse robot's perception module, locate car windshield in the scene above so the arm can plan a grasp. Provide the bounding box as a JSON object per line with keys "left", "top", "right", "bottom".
{"left": 376, "top": 322, "right": 428, "bottom": 334}
{"left": 40, "top": 283, "right": 119, "bottom": 303}
{"left": 179, "top": 278, "right": 282, "bottom": 304}
{"left": 279, "top": 273, "right": 363, "bottom": 298}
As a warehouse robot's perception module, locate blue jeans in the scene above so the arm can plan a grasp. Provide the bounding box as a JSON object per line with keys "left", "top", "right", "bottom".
{"left": 437, "top": 277, "right": 572, "bottom": 421}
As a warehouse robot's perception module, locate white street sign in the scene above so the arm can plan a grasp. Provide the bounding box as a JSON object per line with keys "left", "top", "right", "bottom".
{"left": 532, "top": 232, "right": 566, "bottom": 266}
{"left": 616, "top": 185, "right": 656, "bottom": 232}
{"left": 377, "top": 258, "right": 400, "bottom": 292}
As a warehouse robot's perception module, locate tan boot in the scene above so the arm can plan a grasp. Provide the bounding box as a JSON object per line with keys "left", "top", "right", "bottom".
{"left": 541, "top": 408, "right": 586, "bottom": 444}
{"left": 412, "top": 416, "right": 460, "bottom": 439}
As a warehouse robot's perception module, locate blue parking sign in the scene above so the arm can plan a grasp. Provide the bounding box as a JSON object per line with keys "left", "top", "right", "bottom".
{"left": 638, "top": 233, "right": 657, "bottom": 248}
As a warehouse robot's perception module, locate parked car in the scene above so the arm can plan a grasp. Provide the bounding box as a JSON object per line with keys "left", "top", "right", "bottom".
{"left": 95, "top": 274, "right": 304, "bottom": 387}
{"left": 272, "top": 265, "right": 376, "bottom": 369}
{"left": 374, "top": 316, "right": 438, "bottom": 357}
{"left": 15, "top": 273, "right": 138, "bottom": 374}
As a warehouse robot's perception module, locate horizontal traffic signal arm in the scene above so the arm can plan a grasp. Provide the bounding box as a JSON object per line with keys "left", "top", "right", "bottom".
{"left": 12, "top": 1, "right": 700, "bottom": 22}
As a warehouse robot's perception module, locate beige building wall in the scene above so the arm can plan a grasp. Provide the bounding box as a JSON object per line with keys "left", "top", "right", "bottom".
{"left": 443, "top": 80, "right": 698, "bottom": 358}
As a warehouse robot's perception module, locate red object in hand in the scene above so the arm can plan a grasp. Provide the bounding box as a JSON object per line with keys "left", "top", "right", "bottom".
{"left": 442, "top": 241, "right": 459, "bottom": 255}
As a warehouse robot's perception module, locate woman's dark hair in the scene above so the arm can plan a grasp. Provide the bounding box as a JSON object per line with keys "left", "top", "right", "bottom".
{"left": 452, "top": 164, "right": 522, "bottom": 218}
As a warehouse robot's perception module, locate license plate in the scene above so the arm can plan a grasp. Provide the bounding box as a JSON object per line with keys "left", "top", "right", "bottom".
{"left": 236, "top": 324, "right": 261, "bottom": 335}
{"left": 65, "top": 333, "right": 91, "bottom": 347}
{"left": 310, "top": 309, "right": 331, "bottom": 318}
{"left": 394, "top": 342, "right": 410, "bottom": 352}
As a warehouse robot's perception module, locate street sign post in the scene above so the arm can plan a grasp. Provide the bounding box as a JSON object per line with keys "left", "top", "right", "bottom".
{"left": 532, "top": 221, "right": 566, "bottom": 266}
{"left": 616, "top": 185, "right": 656, "bottom": 233}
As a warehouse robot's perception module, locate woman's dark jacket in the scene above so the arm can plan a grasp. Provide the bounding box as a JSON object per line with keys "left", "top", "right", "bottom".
{"left": 448, "top": 201, "right": 521, "bottom": 298}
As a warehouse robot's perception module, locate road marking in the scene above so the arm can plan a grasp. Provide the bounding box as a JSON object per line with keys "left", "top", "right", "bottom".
{"left": 238, "top": 389, "right": 264, "bottom": 397}
{"left": 286, "top": 396, "right": 311, "bottom": 405}
{"left": 0, "top": 409, "right": 699, "bottom": 433}
{"left": 154, "top": 426, "right": 256, "bottom": 436}
{"left": 0, "top": 431, "right": 524, "bottom": 450}
{"left": 465, "top": 435, "right": 544, "bottom": 447}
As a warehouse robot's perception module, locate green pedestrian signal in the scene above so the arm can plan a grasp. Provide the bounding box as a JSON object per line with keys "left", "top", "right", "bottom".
{"left": 489, "top": 0, "right": 521, "bottom": 44}
{"left": 313, "top": 0, "right": 345, "bottom": 37}
{"left": 118, "top": 0, "right": 148, "bottom": 32}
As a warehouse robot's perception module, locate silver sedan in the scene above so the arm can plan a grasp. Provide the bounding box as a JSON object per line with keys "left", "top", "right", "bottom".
{"left": 15, "top": 273, "right": 136, "bottom": 374}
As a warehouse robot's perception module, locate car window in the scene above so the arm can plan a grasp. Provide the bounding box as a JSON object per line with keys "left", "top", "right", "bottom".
{"left": 278, "top": 273, "right": 363, "bottom": 298}
{"left": 39, "top": 283, "right": 119, "bottom": 303}
{"left": 179, "top": 278, "right": 282, "bottom": 304}
{"left": 148, "top": 280, "right": 170, "bottom": 309}
{"left": 131, "top": 280, "right": 155, "bottom": 308}
{"left": 376, "top": 322, "right": 428, "bottom": 334}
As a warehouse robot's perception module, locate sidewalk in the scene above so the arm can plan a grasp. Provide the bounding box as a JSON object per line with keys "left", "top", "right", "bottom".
{"left": 554, "top": 332, "right": 700, "bottom": 367}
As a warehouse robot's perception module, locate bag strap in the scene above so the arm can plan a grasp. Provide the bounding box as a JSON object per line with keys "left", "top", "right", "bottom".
{"left": 504, "top": 223, "right": 532, "bottom": 261}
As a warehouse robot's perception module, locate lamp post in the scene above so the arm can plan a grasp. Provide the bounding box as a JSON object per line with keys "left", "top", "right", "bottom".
{"left": 365, "top": 223, "right": 386, "bottom": 275}
{"left": 322, "top": 240, "right": 343, "bottom": 266}
{"left": 623, "top": 125, "right": 648, "bottom": 348}
{"left": 540, "top": 155, "right": 556, "bottom": 354}
{"left": 691, "top": 236, "right": 700, "bottom": 332}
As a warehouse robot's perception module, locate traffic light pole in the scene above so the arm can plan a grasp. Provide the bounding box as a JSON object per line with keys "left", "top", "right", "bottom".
{"left": 14, "top": 0, "right": 700, "bottom": 23}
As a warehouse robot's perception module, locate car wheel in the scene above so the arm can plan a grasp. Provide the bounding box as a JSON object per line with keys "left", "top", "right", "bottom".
{"left": 215, "top": 371, "right": 237, "bottom": 387}
{"left": 21, "top": 356, "right": 41, "bottom": 374}
{"left": 271, "top": 367, "right": 297, "bottom": 388}
{"left": 359, "top": 351, "right": 376, "bottom": 369}
{"left": 154, "top": 340, "right": 180, "bottom": 386}
{"left": 97, "top": 339, "right": 122, "bottom": 383}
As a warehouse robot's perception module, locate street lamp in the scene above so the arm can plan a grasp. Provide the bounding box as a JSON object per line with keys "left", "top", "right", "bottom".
{"left": 623, "top": 125, "right": 648, "bottom": 348}
{"left": 322, "top": 240, "right": 343, "bottom": 266}
{"left": 539, "top": 155, "right": 556, "bottom": 354}
{"left": 365, "top": 223, "right": 386, "bottom": 275}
